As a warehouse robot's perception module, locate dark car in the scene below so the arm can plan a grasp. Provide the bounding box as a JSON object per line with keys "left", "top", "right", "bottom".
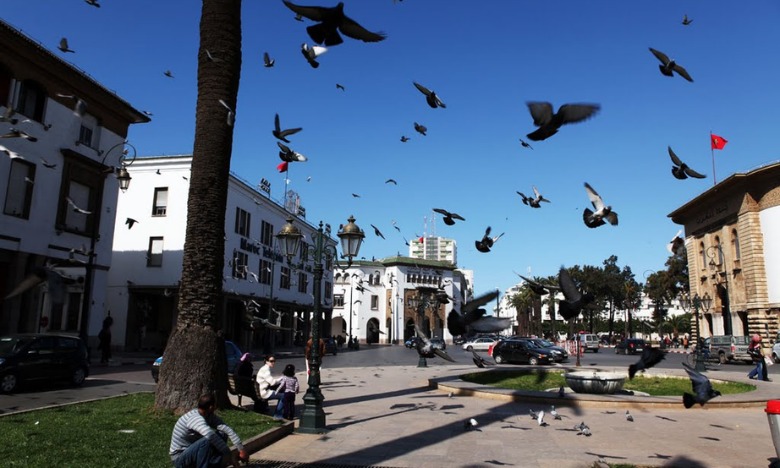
{"left": 525, "top": 338, "right": 569, "bottom": 362}
{"left": 0, "top": 333, "right": 90, "bottom": 393}
{"left": 152, "top": 340, "right": 242, "bottom": 383}
{"left": 615, "top": 338, "right": 646, "bottom": 355}
{"left": 492, "top": 339, "right": 555, "bottom": 365}
{"left": 323, "top": 337, "right": 338, "bottom": 356}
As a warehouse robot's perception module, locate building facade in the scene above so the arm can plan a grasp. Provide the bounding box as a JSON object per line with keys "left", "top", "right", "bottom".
{"left": 669, "top": 161, "right": 780, "bottom": 345}
{"left": 0, "top": 19, "right": 148, "bottom": 347}
{"left": 409, "top": 236, "right": 457, "bottom": 264}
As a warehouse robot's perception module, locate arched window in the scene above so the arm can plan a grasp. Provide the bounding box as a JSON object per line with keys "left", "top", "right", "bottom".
{"left": 0, "top": 63, "right": 13, "bottom": 107}
{"left": 714, "top": 236, "right": 723, "bottom": 266}
{"left": 732, "top": 229, "right": 741, "bottom": 260}
{"left": 699, "top": 242, "right": 706, "bottom": 270}
{"left": 16, "top": 79, "right": 46, "bottom": 122}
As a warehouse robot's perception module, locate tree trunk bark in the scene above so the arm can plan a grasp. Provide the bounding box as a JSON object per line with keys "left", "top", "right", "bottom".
{"left": 155, "top": 0, "right": 242, "bottom": 413}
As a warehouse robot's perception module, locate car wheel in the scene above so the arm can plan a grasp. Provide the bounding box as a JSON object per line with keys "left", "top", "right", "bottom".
{"left": 593, "top": 348, "right": 599, "bottom": 353}
{"left": 466, "top": 346, "right": 473, "bottom": 351}
{"left": 719, "top": 353, "right": 727, "bottom": 364}
{"left": 1, "top": 373, "right": 18, "bottom": 393}
{"left": 494, "top": 354, "right": 504, "bottom": 364}
{"left": 528, "top": 356, "right": 539, "bottom": 366}
{"left": 71, "top": 367, "right": 87, "bottom": 386}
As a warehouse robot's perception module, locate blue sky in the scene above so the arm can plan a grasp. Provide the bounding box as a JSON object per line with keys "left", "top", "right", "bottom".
{"left": 4, "top": 1, "right": 779, "bottom": 298}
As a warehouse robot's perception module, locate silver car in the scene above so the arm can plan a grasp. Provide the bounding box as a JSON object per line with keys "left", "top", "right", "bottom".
{"left": 462, "top": 337, "right": 496, "bottom": 352}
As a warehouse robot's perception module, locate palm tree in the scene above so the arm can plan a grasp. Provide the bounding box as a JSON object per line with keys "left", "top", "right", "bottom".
{"left": 509, "top": 285, "right": 535, "bottom": 336}
{"left": 155, "top": 0, "right": 243, "bottom": 412}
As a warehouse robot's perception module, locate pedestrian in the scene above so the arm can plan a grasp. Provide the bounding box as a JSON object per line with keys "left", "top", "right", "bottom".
{"left": 277, "top": 364, "right": 300, "bottom": 420}
{"left": 233, "top": 353, "right": 253, "bottom": 378}
{"left": 169, "top": 394, "right": 248, "bottom": 468}
{"left": 97, "top": 316, "right": 113, "bottom": 364}
{"left": 256, "top": 355, "right": 285, "bottom": 420}
{"left": 683, "top": 336, "right": 689, "bottom": 350}
{"left": 748, "top": 334, "right": 767, "bottom": 381}
{"left": 305, "top": 337, "right": 326, "bottom": 375}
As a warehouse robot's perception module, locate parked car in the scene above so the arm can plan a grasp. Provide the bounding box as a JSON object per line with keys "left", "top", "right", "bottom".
{"left": 323, "top": 337, "right": 338, "bottom": 356}
{"left": 462, "top": 337, "right": 496, "bottom": 352}
{"left": 0, "top": 333, "right": 90, "bottom": 393}
{"left": 152, "top": 340, "right": 242, "bottom": 383}
{"left": 615, "top": 338, "right": 646, "bottom": 355}
{"left": 492, "top": 339, "right": 555, "bottom": 365}
{"left": 524, "top": 338, "right": 568, "bottom": 361}
{"left": 579, "top": 333, "right": 601, "bottom": 353}
{"left": 710, "top": 335, "right": 751, "bottom": 364}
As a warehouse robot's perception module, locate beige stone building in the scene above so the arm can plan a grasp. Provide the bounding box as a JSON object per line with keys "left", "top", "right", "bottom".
{"left": 669, "top": 161, "right": 780, "bottom": 345}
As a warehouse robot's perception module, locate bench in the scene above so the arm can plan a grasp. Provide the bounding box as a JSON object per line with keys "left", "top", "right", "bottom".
{"left": 228, "top": 374, "right": 266, "bottom": 411}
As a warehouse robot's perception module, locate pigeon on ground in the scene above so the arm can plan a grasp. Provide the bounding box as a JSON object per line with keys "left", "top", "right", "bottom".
{"left": 529, "top": 409, "right": 538, "bottom": 420}
{"left": 164, "top": 70, "right": 174, "bottom": 78}
{"left": 1, "top": 107, "right": 18, "bottom": 125}
{"left": 400, "top": 136, "right": 410, "bottom": 142}
{"left": 283, "top": 1, "right": 386, "bottom": 46}
{"left": 628, "top": 346, "right": 667, "bottom": 379}
{"left": 583, "top": 182, "right": 618, "bottom": 228}
{"left": 301, "top": 43, "right": 328, "bottom": 68}
{"left": 385, "top": 179, "right": 397, "bottom": 185}
{"left": 666, "top": 230, "right": 686, "bottom": 257}
{"left": 625, "top": 410, "right": 634, "bottom": 422}
{"left": 433, "top": 208, "right": 465, "bottom": 226}
{"left": 85, "top": 0, "right": 100, "bottom": 7}
{"left": 682, "top": 14, "right": 692, "bottom": 25}
{"left": 0, "top": 129, "right": 37, "bottom": 142}
{"left": 413, "top": 82, "right": 446, "bottom": 109}
{"left": 277, "top": 142, "right": 307, "bottom": 162}
{"left": 558, "top": 266, "right": 596, "bottom": 320}
{"left": 413, "top": 324, "right": 454, "bottom": 362}
{"left": 370, "top": 224, "right": 385, "bottom": 240}
{"left": 558, "top": 386, "right": 565, "bottom": 398}
{"left": 414, "top": 122, "right": 427, "bottom": 136}
{"left": 537, "top": 410, "right": 547, "bottom": 427}
{"left": 517, "top": 185, "right": 550, "bottom": 208}
{"left": 574, "top": 422, "right": 591, "bottom": 436}
{"left": 475, "top": 226, "right": 503, "bottom": 253}
{"left": 649, "top": 48, "right": 693, "bottom": 82}
{"left": 55, "top": 94, "right": 88, "bottom": 118}
{"left": 551, "top": 406, "right": 561, "bottom": 420}
{"left": 263, "top": 52, "right": 275, "bottom": 68}
{"left": 58, "top": 38, "right": 75, "bottom": 53}
{"left": 126, "top": 218, "right": 139, "bottom": 229}
{"left": 273, "top": 114, "right": 302, "bottom": 143}
{"left": 66, "top": 197, "right": 91, "bottom": 215}
{"left": 525, "top": 101, "right": 600, "bottom": 141}
{"left": 471, "top": 349, "right": 494, "bottom": 368}
{"left": 668, "top": 146, "right": 705, "bottom": 179}
{"left": 682, "top": 363, "right": 721, "bottom": 408}
{"left": 0, "top": 144, "right": 23, "bottom": 160}
{"left": 464, "top": 418, "right": 478, "bottom": 431}
{"left": 447, "top": 290, "right": 507, "bottom": 336}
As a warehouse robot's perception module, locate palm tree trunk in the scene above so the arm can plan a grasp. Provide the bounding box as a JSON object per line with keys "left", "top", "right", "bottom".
{"left": 155, "top": 0, "right": 243, "bottom": 413}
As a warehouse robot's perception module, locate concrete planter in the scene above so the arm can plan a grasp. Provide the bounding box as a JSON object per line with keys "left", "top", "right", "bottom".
{"left": 564, "top": 371, "right": 626, "bottom": 394}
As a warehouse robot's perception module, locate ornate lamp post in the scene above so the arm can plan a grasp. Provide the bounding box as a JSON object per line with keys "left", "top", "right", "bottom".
{"left": 276, "top": 215, "right": 363, "bottom": 434}
{"left": 706, "top": 245, "right": 732, "bottom": 336}
{"left": 680, "top": 292, "right": 712, "bottom": 372}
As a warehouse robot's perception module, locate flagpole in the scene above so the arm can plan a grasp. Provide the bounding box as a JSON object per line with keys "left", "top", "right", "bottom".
{"left": 710, "top": 130, "right": 717, "bottom": 186}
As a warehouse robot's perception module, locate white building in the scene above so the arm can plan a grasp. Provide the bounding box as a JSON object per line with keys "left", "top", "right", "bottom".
{"left": 409, "top": 236, "right": 457, "bottom": 264}
{"left": 0, "top": 19, "right": 148, "bottom": 348}
{"left": 106, "top": 155, "right": 338, "bottom": 352}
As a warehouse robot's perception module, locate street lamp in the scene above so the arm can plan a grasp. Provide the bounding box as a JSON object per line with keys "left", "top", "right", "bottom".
{"left": 275, "top": 215, "right": 363, "bottom": 434}
{"left": 79, "top": 141, "right": 136, "bottom": 357}
{"left": 706, "top": 245, "right": 732, "bottom": 336}
{"left": 680, "top": 292, "right": 712, "bottom": 372}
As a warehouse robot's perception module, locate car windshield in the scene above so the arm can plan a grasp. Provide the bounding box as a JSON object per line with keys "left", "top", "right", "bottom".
{"left": 538, "top": 339, "right": 553, "bottom": 347}
{"left": 524, "top": 340, "right": 541, "bottom": 348}
{"left": 0, "top": 337, "right": 31, "bottom": 356}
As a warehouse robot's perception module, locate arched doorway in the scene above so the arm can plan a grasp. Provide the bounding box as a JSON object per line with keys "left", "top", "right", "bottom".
{"left": 405, "top": 319, "right": 415, "bottom": 342}
{"left": 366, "top": 318, "right": 380, "bottom": 344}
{"left": 330, "top": 316, "right": 346, "bottom": 339}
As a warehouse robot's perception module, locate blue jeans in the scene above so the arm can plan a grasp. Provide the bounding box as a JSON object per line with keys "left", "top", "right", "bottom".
{"left": 267, "top": 391, "right": 285, "bottom": 419}
{"left": 748, "top": 361, "right": 764, "bottom": 380}
{"left": 173, "top": 431, "right": 226, "bottom": 468}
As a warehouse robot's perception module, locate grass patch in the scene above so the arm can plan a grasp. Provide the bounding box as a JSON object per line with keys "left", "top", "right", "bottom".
{"left": 461, "top": 370, "right": 754, "bottom": 396}
{"left": 0, "top": 392, "right": 278, "bottom": 468}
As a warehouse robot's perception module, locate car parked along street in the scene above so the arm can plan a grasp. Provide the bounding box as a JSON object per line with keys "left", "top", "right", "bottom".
{"left": 0, "top": 333, "right": 90, "bottom": 393}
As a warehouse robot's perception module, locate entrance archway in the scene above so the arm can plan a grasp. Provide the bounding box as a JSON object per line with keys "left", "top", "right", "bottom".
{"left": 405, "top": 319, "right": 415, "bottom": 342}
{"left": 366, "top": 318, "right": 380, "bottom": 344}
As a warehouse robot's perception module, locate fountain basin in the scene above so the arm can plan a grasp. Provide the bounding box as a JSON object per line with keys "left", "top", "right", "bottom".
{"left": 563, "top": 371, "right": 626, "bottom": 394}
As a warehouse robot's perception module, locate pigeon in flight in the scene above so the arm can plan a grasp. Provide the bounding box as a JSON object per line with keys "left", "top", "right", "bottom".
{"left": 682, "top": 363, "right": 721, "bottom": 408}
{"left": 447, "top": 290, "right": 507, "bottom": 335}
{"left": 668, "top": 146, "right": 705, "bottom": 179}
{"left": 682, "top": 14, "right": 692, "bottom": 25}
{"left": 385, "top": 179, "right": 397, "bottom": 185}
{"left": 517, "top": 185, "right": 550, "bottom": 208}
{"left": 475, "top": 226, "right": 503, "bottom": 253}
{"left": 413, "top": 82, "right": 446, "bottom": 109}
{"left": 273, "top": 114, "right": 302, "bottom": 143}
{"left": 515, "top": 273, "right": 560, "bottom": 296}
{"left": 164, "top": 70, "right": 174, "bottom": 78}
{"left": 558, "top": 266, "right": 596, "bottom": 320}
{"left": 583, "top": 182, "right": 618, "bottom": 228}
{"left": 413, "top": 324, "right": 455, "bottom": 362}
{"left": 628, "top": 346, "right": 666, "bottom": 379}
{"left": 0, "top": 129, "right": 37, "bottom": 142}
{"left": 4, "top": 262, "right": 74, "bottom": 306}
{"left": 40, "top": 157, "right": 57, "bottom": 169}
{"left": 1, "top": 107, "right": 18, "bottom": 125}
{"left": 649, "top": 48, "right": 693, "bottom": 82}
{"left": 301, "top": 43, "right": 328, "bottom": 68}
{"left": 277, "top": 142, "right": 307, "bottom": 162}
{"left": 205, "top": 49, "right": 220, "bottom": 63}
{"left": 126, "top": 218, "right": 139, "bottom": 229}
{"left": 464, "top": 418, "right": 478, "bottom": 431}
{"left": 351, "top": 193, "right": 361, "bottom": 198}
{"left": 414, "top": 122, "right": 427, "bottom": 136}
{"left": 283, "top": 1, "right": 387, "bottom": 46}
{"left": 66, "top": 197, "right": 91, "bottom": 215}
{"left": 471, "top": 349, "right": 494, "bottom": 368}
{"left": 370, "top": 224, "right": 385, "bottom": 240}
{"left": 218, "top": 100, "right": 235, "bottom": 126}
{"left": 525, "top": 101, "right": 600, "bottom": 141}
{"left": 519, "top": 138, "right": 533, "bottom": 150}
{"left": 85, "top": 0, "right": 100, "bottom": 7}
{"left": 400, "top": 136, "right": 410, "bottom": 142}
{"left": 0, "top": 144, "right": 23, "bottom": 160}
{"left": 666, "top": 230, "right": 686, "bottom": 257}
{"left": 56, "top": 94, "right": 88, "bottom": 118}
{"left": 625, "top": 410, "right": 634, "bottom": 422}
{"left": 263, "top": 52, "right": 275, "bottom": 68}
{"left": 432, "top": 208, "right": 465, "bottom": 226}
{"left": 336, "top": 83, "right": 345, "bottom": 91}
{"left": 550, "top": 406, "right": 561, "bottom": 420}
{"left": 58, "top": 38, "right": 75, "bottom": 53}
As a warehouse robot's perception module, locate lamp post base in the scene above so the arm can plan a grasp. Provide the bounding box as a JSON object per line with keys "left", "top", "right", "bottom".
{"left": 695, "top": 349, "right": 707, "bottom": 373}
{"left": 417, "top": 356, "right": 428, "bottom": 368}
{"left": 297, "top": 386, "right": 327, "bottom": 434}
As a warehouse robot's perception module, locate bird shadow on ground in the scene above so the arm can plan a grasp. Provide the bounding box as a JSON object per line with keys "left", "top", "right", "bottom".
{"left": 585, "top": 452, "right": 627, "bottom": 460}
{"left": 709, "top": 423, "right": 733, "bottom": 430}
{"left": 658, "top": 455, "right": 712, "bottom": 468}
{"left": 439, "top": 404, "right": 464, "bottom": 410}
{"left": 699, "top": 436, "right": 720, "bottom": 441}
{"left": 484, "top": 460, "right": 514, "bottom": 465}
{"left": 500, "top": 425, "right": 530, "bottom": 430}
{"left": 655, "top": 415, "right": 678, "bottom": 422}
{"left": 648, "top": 453, "right": 673, "bottom": 460}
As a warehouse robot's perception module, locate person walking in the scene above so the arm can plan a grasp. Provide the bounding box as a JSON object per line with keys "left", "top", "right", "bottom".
{"left": 305, "top": 337, "right": 326, "bottom": 375}
{"left": 277, "top": 364, "right": 300, "bottom": 420}
{"left": 169, "top": 394, "right": 248, "bottom": 468}
{"left": 748, "top": 334, "right": 767, "bottom": 381}
{"left": 256, "top": 355, "right": 285, "bottom": 420}
{"left": 97, "top": 316, "right": 113, "bottom": 364}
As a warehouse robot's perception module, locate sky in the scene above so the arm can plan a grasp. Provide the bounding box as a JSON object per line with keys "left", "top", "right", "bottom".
{"left": 3, "top": 1, "right": 779, "bottom": 299}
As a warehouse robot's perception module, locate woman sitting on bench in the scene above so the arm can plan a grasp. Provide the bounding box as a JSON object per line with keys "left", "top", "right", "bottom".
{"left": 256, "top": 355, "right": 285, "bottom": 420}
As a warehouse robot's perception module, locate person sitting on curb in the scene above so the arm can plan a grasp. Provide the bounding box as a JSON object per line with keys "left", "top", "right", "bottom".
{"left": 255, "top": 355, "right": 285, "bottom": 421}
{"left": 169, "top": 394, "right": 248, "bottom": 468}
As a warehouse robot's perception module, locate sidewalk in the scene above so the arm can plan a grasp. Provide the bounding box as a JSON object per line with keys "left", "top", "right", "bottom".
{"left": 245, "top": 361, "right": 778, "bottom": 468}
{"left": 102, "top": 345, "right": 308, "bottom": 367}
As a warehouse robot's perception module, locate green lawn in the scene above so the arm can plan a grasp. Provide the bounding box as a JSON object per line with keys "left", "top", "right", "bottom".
{"left": 461, "top": 370, "right": 754, "bottom": 396}
{"left": 0, "top": 392, "right": 277, "bottom": 468}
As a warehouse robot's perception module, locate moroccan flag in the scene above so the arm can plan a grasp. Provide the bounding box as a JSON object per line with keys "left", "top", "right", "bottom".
{"left": 276, "top": 161, "right": 288, "bottom": 172}
{"left": 711, "top": 134, "right": 728, "bottom": 150}
{"left": 418, "top": 237, "right": 424, "bottom": 243}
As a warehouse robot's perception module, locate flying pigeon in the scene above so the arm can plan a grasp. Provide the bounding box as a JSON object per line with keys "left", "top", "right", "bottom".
{"left": 1, "top": 107, "right": 18, "bottom": 125}
{"left": 385, "top": 179, "right": 397, "bottom": 185}
{"left": 682, "top": 14, "right": 692, "bottom": 25}
{"left": 583, "top": 182, "right": 618, "bottom": 228}
{"left": 519, "top": 138, "right": 533, "bottom": 150}
{"left": 368, "top": 322, "right": 386, "bottom": 335}
{"left": 58, "top": 38, "right": 75, "bottom": 53}
{"left": 558, "top": 266, "right": 596, "bottom": 320}
{"left": 432, "top": 208, "right": 465, "bottom": 226}
{"left": 413, "top": 324, "right": 455, "bottom": 362}
{"left": 301, "top": 43, "right": 328, "bottom": 68}
{"left": 55, "top": 94, "right": 88, "bottom": 118}
{"left": 164, "top": 70, "right": 174, "bottom": 78}
{"left": 0, "top": 129, "right": 37, "bottom": 142}
{"left": 525, "top": 101, "right": 600, "bottom": 141}
{"left": 0, "top": 144, "right": 23, "bottom": 160}
{"left": 649, "top": 48, "right": 693, "bottom": 82}
{"left": 273, "top": 114, "right": 302, "bottom": 143}
{"left": 336, "top": 83, "right": 345, "bottom": 91}
{"left": 85, "top": 0, "right": 100, "bottom": 7}
{"left": 447, "top": 290, "right": 507, "bottom": 336}
{"left": 4, "top": 262, "right": 74, "bottom": 306}
{"left": 414, "top": 122, "right": 427, "bottom": 136}
{"left": 40, "top": 157, "right": 57, "bottom": 169}
{"left": 400, "top": 136, "right": 410, "bottom": 142}
{"left": 66, "top": 197, "right": 91, "bottom": 215}
{"left": 668, "top": 146, "right": 706, "bottom": 179}
{"left": 351, "top": 193, "right": 361, "bottom": 198}
{"left": 218, "top": 100, "right": 235, "bottom": 126}
{"left": 464, "top": 418, "right": 478, "bottom": 431}
{"left": 517, "top": 185, "right": 550, "bottom": 208}
{"left": 126, "top": 218, "right": 139, "bottom": 229}
{"left": 471, "top": 349, "right": 494, "bottom": 368}
{"left": 551, "top": 406, "right": 561, "bottom": 420}
{"left": 475, "top": 226, "right": 503, "bottom": 253}
{"left": 205, "top": 49, "right": 220, "bottom": 63}
{"left": 413, "top": 82, "right": 446, "bottom": 109}
{"left": 283, "top": 1, "right": 387, "bottom": 46}
{"left": 142, "top": 111, "right": 153, "bottom": 116}
{"left": 628, "top": 346, "right": 667, "bottom": 379}
{"left": 263, "top": 52, "right": 275, "bottom": 68}
{"left": 516, "top": 273, "right": 560, "bottom": 296}
{"left": 666, "top": 230, "right": 686, "bottom": 257}
{"left": 625, "top": 410, "right": 634, "bottom": 422}
{"left": 370, "top": 224, "right": 385, "bottom": 240}
{"left": 277, "top": 142, "right": 307, "bottom": 162}
{"left": 682, "top": 363, "right": 722, "bottom": 408}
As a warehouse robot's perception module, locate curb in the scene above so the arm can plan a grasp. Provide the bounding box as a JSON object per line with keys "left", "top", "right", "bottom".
{"left": 232, "top": 420, "right": 295, "bottom": 458}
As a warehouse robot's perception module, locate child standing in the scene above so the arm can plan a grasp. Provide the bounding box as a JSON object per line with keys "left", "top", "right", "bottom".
{"left": 278, "top": 364, "right": 299, "bottom": 420}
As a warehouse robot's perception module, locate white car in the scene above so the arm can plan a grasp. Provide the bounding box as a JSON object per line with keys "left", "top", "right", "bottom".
{"left": 772, "top": 334, "right": 780, "bottom": 363}
{"left": 462, "top": 337, "right": 496, "bottom": 352}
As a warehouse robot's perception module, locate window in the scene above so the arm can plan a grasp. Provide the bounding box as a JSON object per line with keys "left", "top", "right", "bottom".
{"left": 325, "top": 253, "right": 332, "bottom": 270}
{"left": 371, "top": 295, "right": 379, "bottom": 310}
{"left": 732, "top": 229, "right": 741, "bottom": 260}
{"left": 29, "top": 336, "right": 55, "bottom": 355}
{"left": 0, "top": 63, "right": 12, "bottom": 107}
{"left": 64, "top": 181, "right": 92, "bottom": 232}
{"left": 714, "top": 236, "right": 723, "bottom": 266}
{"left": 232, "top": 251, "right": 248, "bottom": 279}
{"left": 57, "top": 337, "right": 79, "bottom": 352}
{"left": 299, "top": 241, "right": 308, "bottom": 261}
{"left": 259, "top": 259, "right": 272, "bottom": 285}
{"left": 280, "top": 266, "right": 291, "bottom": 289}
{"left": 235, "top": 208, "right": 250, "bottom": 237}
{"left": 699, "top": 242, "right": 706, "bottom": 270}
{"left": 147, "top": 237, "right": 163, "bottom": 267}
{"left": 15, "top": 80, "right": 46, "bottom": 122}
{"left": 325, "top": 281, "right": 332, "bottom": 300}
{"left": 152, "top": 187, "right": 168, "bottom": 216}
{"left": 3, "top": 159, "right": 35, "bottom": 219}
{"left": 298, "top": 272, "right": 308, "bottom": 293}
{"left": 334, "top": 294, "right": 344, "bottom": 308}
{"left": 57, "top": 151, "right": 103, "bottom": 236}
{"left": 77, "top": 114, "right": 98, "bottom": 148}
{"left": 260, "top": 220, "right": 274, "bottom": 246}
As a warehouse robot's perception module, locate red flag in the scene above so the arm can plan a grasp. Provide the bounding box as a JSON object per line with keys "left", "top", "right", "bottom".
{"left": 418, "top": 237, "right": 424, "bottom": 243}
{"left": 711, "top": 134, "right": 728, "bottom": 150}
{"left": 276, "top": 162, "right": 288, "bottom": 172}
